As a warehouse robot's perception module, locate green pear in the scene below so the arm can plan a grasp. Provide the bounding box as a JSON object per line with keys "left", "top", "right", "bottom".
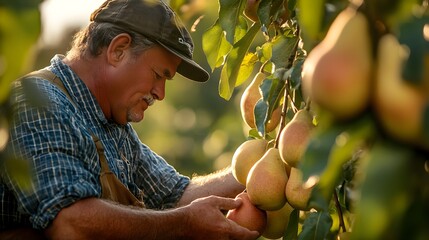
{"left": 240, "top": 72, "right": 282, "bottom": 133}
{"left": 301, "top": 7, "right": 372, "bottom": 120}
{"left": 226, "top": 191, "right": 267, "bottom": 234}
{"left": 374, "top": 34, "right": 428, "bottom": 149}
{"left": 246, "top": 148, "right": 288, "bottom": 211}
{"left": 278, "top": 109, "right": 315, "bottom": 167}
{"left": 285, "top": 167, "right": 313, "bottom": 211}
{"left": 262, "top": 202, "right": 294, "bottom": 239}
{"left": 231, "top": 138, "right": 269, "bottom": 186}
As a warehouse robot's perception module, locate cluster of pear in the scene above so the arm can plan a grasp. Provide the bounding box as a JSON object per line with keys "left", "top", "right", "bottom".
{"left": 227, "top": 109, "right": 316, "bottom": 239}
{"left": 301, "top": 5, "right": 429, "bottom": 150}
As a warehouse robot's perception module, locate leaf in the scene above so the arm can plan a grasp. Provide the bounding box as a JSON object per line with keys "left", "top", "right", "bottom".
{"left": 422, "top": 103, "right": 429, "bottom": 143}
{"left": 253, "top": 73, "right": 286, "bottom": 136}
{"left": 317, "top": 116, "right": 376, "bottom": 201}
{"left": 271, "top": 34, "right": 299, "bottom": 68}
{"left": 202, "top": 21, "right": 232, "bottom": 71}
{"left": 236, "top": 52, "right": 259, "bottom": 87}
{"left": 283, "top": 208, "right": 299, "bottom": 240}
{"left": 257, "top": 0, "right": 273, "bottom": 27}
{"left": 289, "top": 49, "right": 306, "bottom": 89}
{"left": 2, "top": 155, "right": 33, "bottom": 191}
{"left": 297, "top": 0, "right": 325, "bottom": 49}
{"left": 351, "top": 140, "right": 415, "bottom": 240}
{"left": 218, "top": 0, "right": 246, "bottom": 44}
{"left": 298, "top": 211, "right": 333, "bottom": 240}
{"left": 219, "top": 22, "right": 261, "bottom": 100}
{"left": 0, "top": 7, "right": 41, "bottom": 103}
{"left": 398, "top": 15, "right": 429, "bottom": 85}
{"left": 254, "top": 98, "right": 268, "bottom": 136}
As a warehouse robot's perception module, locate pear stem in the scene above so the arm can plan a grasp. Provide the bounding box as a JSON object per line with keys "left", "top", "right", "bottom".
{"left": 274, "top": 29, "right": 301, "bottom": 148}
{"left": 275, "top": 82, "right": 290, "bottom": 149}
{"left": 333, "top": 190, "right": 347, "bottom": 232}
{"left": 304, "top": 97, "right": 311, "bottom": 111}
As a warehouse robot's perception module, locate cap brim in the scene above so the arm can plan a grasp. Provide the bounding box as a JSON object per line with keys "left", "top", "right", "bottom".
{"left": 157, "top": 41, "right": 210, "bottom": 82}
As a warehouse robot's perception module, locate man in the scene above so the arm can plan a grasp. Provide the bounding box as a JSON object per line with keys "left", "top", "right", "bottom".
{"left": 0, "top": 0, "right": 260, "bottom": 239}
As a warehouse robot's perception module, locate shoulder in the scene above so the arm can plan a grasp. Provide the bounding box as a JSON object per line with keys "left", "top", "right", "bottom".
{"left": 11, "top": 73, "right": 76, "bottom": 113}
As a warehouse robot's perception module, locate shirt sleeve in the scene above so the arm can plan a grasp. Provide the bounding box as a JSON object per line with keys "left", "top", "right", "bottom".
{"left": 5, "top": 79, "right": 102, "bottom": 230}
{"left": 128, "top": 128, "right": 190, "bottom": 209}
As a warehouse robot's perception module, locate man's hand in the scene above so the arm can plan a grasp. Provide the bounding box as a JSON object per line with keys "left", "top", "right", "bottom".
{"left": 180, "top": 195, "right": 260, "bottom": 240}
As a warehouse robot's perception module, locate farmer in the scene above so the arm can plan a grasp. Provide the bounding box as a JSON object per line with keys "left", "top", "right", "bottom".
{"left": 0, "top": 0, "right": 259, "bottom": 239}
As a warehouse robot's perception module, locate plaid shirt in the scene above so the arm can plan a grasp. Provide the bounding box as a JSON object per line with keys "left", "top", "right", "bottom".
{"left": 0, "top": 55, "right": 190, "bottom": 230}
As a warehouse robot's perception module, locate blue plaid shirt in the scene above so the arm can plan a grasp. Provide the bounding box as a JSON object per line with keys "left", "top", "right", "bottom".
{"left": 0, "top": 55, "right": 190, "bottom": 230}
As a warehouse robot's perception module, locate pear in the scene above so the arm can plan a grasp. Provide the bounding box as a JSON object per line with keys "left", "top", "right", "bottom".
{"left": 231, "top": 138, "right": 269, "bottom": 185}
{"left": 240, "top": 72, "right": 282, "bottom": 133}
{"left": 374, "top": 34, "right": 428, "bottom": 149}
{"left": 226, "top": 191, "right": 267, "bottom": 234}
{"left": 278, "top": 109, "right": 315, "bottom": 167}
{"left": 246, "top": 148, "right": 288, "bottom": 211}
{"left": 262, "top": 202, "right": 294, "bottom": 239}
{"left": 285, "top": 167, "right": 313, "bottom": 211}
{"left": 301, "top": 7, "right": 372, "bottom": 120}
{"left": 244, "top": 0, "right": 261, "bottom": 22}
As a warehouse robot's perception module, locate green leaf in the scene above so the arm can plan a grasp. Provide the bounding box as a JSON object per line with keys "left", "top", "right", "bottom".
{"left": 317, "top": 116, "right": 376, "bottom": 200}
{"left": 283, "top": 208, "right": 299, "bottom": 240}
{"left": 271, "top": 34, "right": 299, "bottom": 68}
{"left": 298, "top": 211, "right": 333, "bottom": 240}
{"left": 422, "top": 103, "right": 429, "bottom": 144}
{"left": 257, "top": 0, "right": 273, "bottom": 27}
{"left": 384, "top": 0, "right": 421, "bottom": 29}
{"left": 259, "top": 41, "right": 273, "bottom": 63}
{"left": 299, "top": 122, "right": 342, "bottom": 181}
{"left": 254, "top": 98, "right": 268, "bottom": 136}
{"left": 253, "top": 73, "right": 285, "bottom": 136}
{"left": 2, "top": 155, "right": 33, "bottom": 191}
{"left": 297, "top": 0, "right": 325, "bottom": 49}
{"left": 218, "top": 0, "right": 246, "bottom": 44}
{"left": 202, "top": 21, "right": 232, "bottom": 71}
{"left": 398, "top": 15, "right": 429, "bottom": 85}
{"left": 219, "top": 22, "right": 261, "bottom": 100}
{"left": 236, "top": 53, "right": 259, "bottom": 87}
{"left": 289, "top": 49, "right": 306, "bottom": 89}
{"left": 351, "top": 141, "right": 415, "bottom": 240}
{"left": 0, "top": 7, "right": 41, "bottom": 103}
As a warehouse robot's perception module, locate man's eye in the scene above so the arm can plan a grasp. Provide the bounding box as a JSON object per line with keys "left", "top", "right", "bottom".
{"left": 154, "top": 71, "right": 162, "bottom": 80}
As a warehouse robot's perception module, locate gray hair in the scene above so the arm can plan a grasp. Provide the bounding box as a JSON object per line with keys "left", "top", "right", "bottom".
{"left": 67, "top": 22, "right": 155, "bottom": 59}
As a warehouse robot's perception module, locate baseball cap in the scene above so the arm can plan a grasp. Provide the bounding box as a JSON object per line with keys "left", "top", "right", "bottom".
{"left": 90, "top": 0, "right": 210, "bottom": 82}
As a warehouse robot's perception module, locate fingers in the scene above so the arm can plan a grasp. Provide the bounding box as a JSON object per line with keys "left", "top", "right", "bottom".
{"left": 227, "top": 218, "right": 260, "bottom": 240}
{"left": 206, "top": 195, "right": 242, "bottom": 211}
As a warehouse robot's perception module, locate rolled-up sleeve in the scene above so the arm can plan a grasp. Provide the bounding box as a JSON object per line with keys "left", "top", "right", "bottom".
{"left": 129, "top": 130, "right": 190, "bottom": 209}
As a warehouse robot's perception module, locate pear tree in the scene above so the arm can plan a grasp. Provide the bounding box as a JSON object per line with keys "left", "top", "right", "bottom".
{"left": 203, "top": 0, "right": 429, "bottom": 239}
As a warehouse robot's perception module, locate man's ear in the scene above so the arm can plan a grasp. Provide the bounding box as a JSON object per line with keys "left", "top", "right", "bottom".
{"left": 107, "top": 33, "right": 132, "bottom": 66}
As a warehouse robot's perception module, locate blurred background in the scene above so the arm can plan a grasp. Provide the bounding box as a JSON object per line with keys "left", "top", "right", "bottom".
{"left": 33, "top": 0, "right": 258, "bottom": 177}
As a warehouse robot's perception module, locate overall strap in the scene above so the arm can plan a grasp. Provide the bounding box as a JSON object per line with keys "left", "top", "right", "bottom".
{"left": 20, "top": 69, "right": 145, "bottom": 208}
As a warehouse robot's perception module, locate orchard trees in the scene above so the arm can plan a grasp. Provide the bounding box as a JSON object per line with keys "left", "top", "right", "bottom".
{"left": 203, "top": 0, "right": 429, "bottom": 239}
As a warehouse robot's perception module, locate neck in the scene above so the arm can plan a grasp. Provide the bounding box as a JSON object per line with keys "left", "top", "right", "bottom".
{"left": 63, "top": 54, "right": 112, "bottom": 119}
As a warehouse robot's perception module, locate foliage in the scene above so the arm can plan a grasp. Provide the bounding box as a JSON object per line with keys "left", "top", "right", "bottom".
{"left": 202, "top": 0, "right": 429, "bottom": 239}
{"left": 0, "top": 0, "right": 43, "bottom": 190}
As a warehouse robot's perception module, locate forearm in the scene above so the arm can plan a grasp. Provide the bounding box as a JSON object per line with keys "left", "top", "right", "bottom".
{"left": 45, "top": 197, "right": 186, "bottom": 240}
{"left": 177, "top": 167, "right": 245, "bottom": 206}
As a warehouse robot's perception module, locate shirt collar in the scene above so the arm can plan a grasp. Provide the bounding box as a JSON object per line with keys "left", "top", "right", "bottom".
{"left": 49, "top": 54, "right": 109, "bottom": 124}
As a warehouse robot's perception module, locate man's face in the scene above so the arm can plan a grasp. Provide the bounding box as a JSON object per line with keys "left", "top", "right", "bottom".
{"left": 106, "top": 45, "right": 182, "bottom": 124}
